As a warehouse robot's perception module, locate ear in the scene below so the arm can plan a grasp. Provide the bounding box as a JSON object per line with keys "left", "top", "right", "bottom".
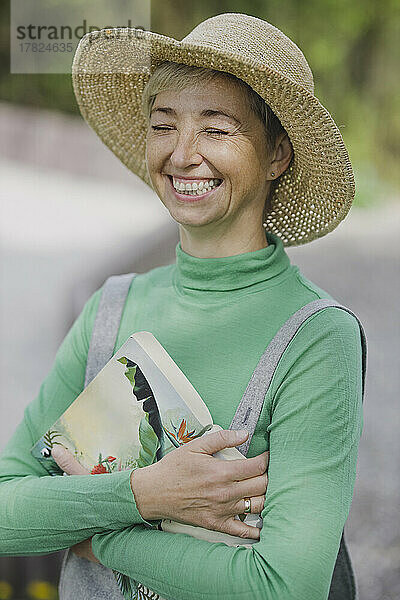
{"left": 267, "top": 133, "right": 293, "bottom": 180}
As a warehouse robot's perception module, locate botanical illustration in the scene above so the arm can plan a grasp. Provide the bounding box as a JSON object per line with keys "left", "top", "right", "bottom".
{"left": 31, "top": 345, "right": 212, "bottom": 477}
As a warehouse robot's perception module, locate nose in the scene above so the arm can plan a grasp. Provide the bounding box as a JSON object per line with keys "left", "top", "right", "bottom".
{"left": 169, "top": 130, "right": 202, "bottom": 170}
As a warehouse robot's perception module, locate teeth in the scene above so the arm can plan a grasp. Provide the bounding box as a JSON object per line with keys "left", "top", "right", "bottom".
{"left": 171, "top": 177, "right": 221, "bottom": 194}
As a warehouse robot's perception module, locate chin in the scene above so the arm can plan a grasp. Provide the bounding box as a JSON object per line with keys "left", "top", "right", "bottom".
{"left": 170, "top": 214, "right": 212, "bottom": 228}
{"left": 171, "top": 204, "right": 222, "bottom": 225}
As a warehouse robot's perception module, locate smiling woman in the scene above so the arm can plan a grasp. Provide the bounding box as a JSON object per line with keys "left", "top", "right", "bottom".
{"left": 0, "top": 12, "right": 366, "bottom": 600}
{"left": 143, "top": 63, "right": 292, "bottom": 257}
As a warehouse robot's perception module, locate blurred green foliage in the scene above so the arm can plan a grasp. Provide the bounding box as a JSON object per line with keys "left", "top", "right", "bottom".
{"left": 1, "top": 0, "right": 399, "bottom": 203}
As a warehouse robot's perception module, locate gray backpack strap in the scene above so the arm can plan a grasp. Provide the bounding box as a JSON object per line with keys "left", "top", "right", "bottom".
{"left": 85, "top": 273, "right": 137, "bottom": 387}
{"left": 229, "top": 298, "right": 367, "bottom": 600}
{"left": 329, "top": 532, "right": 357, "bottom": 600}
{"left": 230, "top": 298, "right": 367, "bottom": 456}
{"left": 59, "top": 273, "right": 137, "bottom": 600}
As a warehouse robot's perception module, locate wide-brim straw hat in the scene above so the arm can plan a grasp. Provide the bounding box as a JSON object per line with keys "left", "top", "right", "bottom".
{"left": 72, "top": 12, "right": 355, "bottom": 246}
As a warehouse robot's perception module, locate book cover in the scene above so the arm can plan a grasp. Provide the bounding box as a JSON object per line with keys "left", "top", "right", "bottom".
{"left": 31, "top": 332, "right": 214, "bottom": 476}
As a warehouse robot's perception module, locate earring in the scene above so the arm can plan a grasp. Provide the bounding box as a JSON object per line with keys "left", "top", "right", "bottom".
{"left": 270, "top": 171, "right": 275, "bottom": 178}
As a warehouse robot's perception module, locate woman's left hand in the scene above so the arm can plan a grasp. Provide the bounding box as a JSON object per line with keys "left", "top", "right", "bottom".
{"left": 51, "top": 446, "right": 100, "bottom": 564}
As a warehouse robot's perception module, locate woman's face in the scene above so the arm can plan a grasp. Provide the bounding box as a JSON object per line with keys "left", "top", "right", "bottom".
{"left": 145, "top": 75, "right": 271, "bottom": 239}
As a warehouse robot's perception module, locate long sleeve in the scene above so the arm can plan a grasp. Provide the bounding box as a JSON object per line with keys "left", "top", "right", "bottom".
{"left": 91, "top": 307, "right": 364, "bottom": 600}
{"left": 0, "top": 288, "right": 155, "bottom": 556}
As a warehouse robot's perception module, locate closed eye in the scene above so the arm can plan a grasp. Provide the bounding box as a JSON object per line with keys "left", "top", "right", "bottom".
{"left": 151, "top": 126, "right": 229, "bottom": 136}
{"left": 205, "top": 129, "right": 229, "bottom": 136}
{"left": 151, "top": 125, "right": 174, "bottom": 131}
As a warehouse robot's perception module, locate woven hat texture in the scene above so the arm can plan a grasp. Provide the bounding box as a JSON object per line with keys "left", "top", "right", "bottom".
{"left": 72, "top": 12, "right": 355, "bottom": 246}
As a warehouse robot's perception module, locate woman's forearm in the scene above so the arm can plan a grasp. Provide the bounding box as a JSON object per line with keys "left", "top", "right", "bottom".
{"left": 93, "top": 527, "right": 275, "bottom": 600}
{"left": 0, "top": 467, "right": 155, "bottom": 556}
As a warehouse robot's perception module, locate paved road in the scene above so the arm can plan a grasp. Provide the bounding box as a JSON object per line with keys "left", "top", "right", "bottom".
{"left": 0, "top": 156, "right": 177, "bottom": 448}
{"left": 287, "top": 204, "right": 400, "bottom": 600}
{"left": 1, "top": 102, "right": 399, "bottom": 598}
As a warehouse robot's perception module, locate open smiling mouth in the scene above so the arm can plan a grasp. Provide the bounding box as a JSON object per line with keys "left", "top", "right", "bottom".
{"left": 166, "top": 175, "right": 223, "bottom": 200}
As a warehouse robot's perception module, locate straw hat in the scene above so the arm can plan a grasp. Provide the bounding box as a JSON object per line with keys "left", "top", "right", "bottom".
{"left": 72, "top": 13, "right": 355, "bottom": 246}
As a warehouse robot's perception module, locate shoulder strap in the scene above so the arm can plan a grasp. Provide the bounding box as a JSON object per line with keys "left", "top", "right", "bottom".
{"left": 230, "top": 298, "right": 367, "bottom": 457}
{"left": 228, "top": 298, "right": 366, "bottom": 600}
{"left": 84, "top": 273, "right": 137, "bottom": 387}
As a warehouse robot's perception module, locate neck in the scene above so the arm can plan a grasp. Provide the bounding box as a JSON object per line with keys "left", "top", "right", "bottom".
{"left": 178, "top": 221, "right": 268, "bottom": 258}
{"left": 174, "top": 230, "right": 290, "bottom": 293}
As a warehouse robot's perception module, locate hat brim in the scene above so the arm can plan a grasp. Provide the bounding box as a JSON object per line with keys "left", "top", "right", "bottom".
{"left": 72, "top": 28, "right": 355, "bottom": 246}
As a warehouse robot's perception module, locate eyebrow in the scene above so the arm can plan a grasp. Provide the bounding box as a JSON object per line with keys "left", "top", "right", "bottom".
{"left": 150, "top": 107, "right": 241, "bottom": 126}
{"left": 201, "top": 109, "right": 241, "bottom": 125}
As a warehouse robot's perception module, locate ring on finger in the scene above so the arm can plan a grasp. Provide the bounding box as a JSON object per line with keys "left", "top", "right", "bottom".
{"left": 243, "top": 497, "right": 251, "bottom": 514}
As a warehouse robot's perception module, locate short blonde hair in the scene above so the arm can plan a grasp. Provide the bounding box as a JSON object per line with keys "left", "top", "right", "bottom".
{"left": 142, "top": 61, "right": 287, "bottom": 217}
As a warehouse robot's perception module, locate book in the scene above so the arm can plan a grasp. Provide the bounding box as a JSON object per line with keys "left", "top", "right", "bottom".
{"left": 31, "top": 331, "right": 262, "bottom": 547}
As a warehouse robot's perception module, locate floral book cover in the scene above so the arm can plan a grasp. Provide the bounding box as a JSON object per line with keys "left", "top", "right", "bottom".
{"left": 31, "top": 333, "right": 213, "bottom": 477}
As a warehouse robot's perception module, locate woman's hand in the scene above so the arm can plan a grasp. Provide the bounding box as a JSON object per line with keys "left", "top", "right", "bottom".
{"left": 67, "top": 537, "right": 100, "bottom": 563}
{"left": 51, "top": 446, "right": 99, "bottom": 563}
{"left": 132, "top": 429, "right": 269, "bottom": 540}
{"left": 52, "top": 429, "right": 269, "bottom": 542}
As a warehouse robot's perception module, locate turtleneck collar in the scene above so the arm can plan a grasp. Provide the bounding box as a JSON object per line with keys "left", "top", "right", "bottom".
{"left": 174, "top": 231, "right": 291, "bottom": 293}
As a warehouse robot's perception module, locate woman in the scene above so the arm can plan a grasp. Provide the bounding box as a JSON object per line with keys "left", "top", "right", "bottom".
{"left": 0, "top": 13, "right": 364, "bottom": 600}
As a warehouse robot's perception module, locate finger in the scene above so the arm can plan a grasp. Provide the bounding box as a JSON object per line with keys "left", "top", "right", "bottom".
{"left": 222, "top": 451, "right": 269, "bottom": 483}
{"left": 51, "top": 446, "right": 90, "bottom": 475}
{"left": 234, "top": 472, "right": 268, "bottom": 500}
{"left": 188, "top": 429, "right": 249, "bottom": 456}
{"left": 236, "top": 494, "right": 266, "bottom": 516}
{"left": 221, "top": 518, "right": 261, "bottom": 541}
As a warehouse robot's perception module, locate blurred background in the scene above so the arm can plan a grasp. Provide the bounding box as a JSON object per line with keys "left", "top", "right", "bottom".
{"left": 1, "top": 1, "right": 399, "bottom": 599}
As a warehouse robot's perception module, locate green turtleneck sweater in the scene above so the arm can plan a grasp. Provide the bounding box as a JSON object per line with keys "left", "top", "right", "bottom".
{"left": 0, "top": 232, "right": 363, "bottom": 599}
